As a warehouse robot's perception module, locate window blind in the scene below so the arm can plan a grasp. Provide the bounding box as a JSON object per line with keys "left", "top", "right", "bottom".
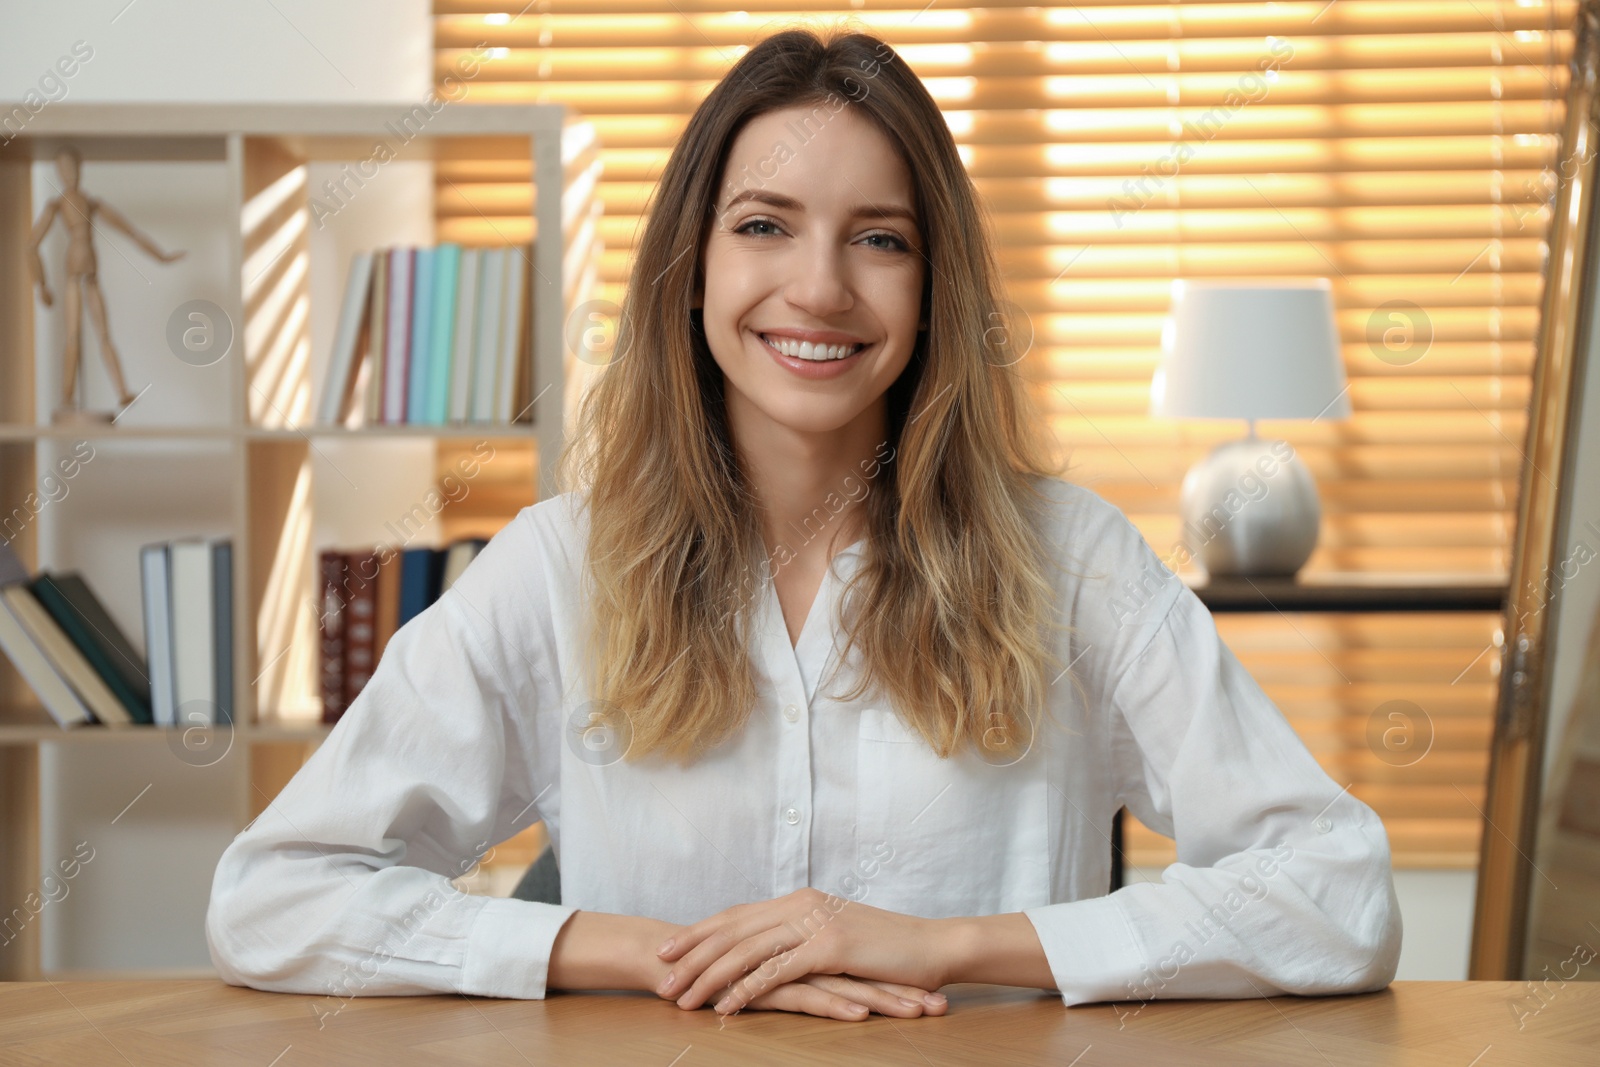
{"left": 432, "top": 0, "right": 1575, "bottom": 867}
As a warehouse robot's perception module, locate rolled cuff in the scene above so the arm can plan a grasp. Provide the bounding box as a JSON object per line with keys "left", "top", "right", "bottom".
{"left": 459, "top": 896, "right": 580, "bottom": 999}
{"left": 1022, "top": 894, "right": 1146, "bottom": 1006}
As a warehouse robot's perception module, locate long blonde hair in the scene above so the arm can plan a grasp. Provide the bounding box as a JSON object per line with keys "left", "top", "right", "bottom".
{"left": 559, "top": 25, "right": 1076, "bottom": 763}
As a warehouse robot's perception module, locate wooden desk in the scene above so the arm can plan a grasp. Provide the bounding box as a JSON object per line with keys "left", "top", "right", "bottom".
{"left": 2, "top": 980, "right": 1595, "bottom": 1066}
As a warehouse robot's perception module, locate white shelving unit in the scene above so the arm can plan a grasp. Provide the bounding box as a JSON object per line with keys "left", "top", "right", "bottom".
{"left": 0, "top": 102, "right": 602, "bottom": 979}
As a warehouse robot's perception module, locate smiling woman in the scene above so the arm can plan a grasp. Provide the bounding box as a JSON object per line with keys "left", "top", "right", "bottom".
{"left": 206, "top": 24, "right": 1402, "bottom": 1028}
{"left": 565, "top": 27, "right": 1063, "bottom": 766}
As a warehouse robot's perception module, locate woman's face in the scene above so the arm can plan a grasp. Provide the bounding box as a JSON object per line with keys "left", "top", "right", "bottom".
{"left": 700, "top": 102, "right": 926, "bottom": 441}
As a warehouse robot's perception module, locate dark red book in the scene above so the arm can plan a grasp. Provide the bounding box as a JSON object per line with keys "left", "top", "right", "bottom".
{"left": 343, "top": 550, "right": 380, "bottom": 707}
{"left": 318, "top": 550, "right": 347, "bottom": 724}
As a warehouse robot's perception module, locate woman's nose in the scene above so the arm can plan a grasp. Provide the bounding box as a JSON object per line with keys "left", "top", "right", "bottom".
{"left": 786, "top": 245, "right": 853, "bottom": 316}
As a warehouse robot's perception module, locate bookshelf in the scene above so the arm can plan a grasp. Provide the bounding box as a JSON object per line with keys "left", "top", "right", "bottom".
{"left": 0, "top": 103, "right": 603, "bottom": 980}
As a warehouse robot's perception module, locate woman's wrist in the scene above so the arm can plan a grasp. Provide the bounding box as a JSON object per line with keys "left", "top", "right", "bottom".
{"left": 931, "top": 913, "right": 1056, "bottom": 990}
{"left": 929, "top": 915, "right": 979, "bottom": 986}
{"left": 548, "top": 911, "right": 677, "bottom": 992}
{"left": 631, "top": 916, "right": 677, "bottom": 991}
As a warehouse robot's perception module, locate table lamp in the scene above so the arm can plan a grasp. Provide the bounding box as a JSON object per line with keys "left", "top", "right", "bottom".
{"left": 1149, "top": 279, "right": 1350, "bottom": 579}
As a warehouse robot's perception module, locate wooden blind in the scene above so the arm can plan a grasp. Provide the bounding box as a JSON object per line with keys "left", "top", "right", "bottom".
{"left": 432, "top": 0, "right": 1575, "bottom": 867}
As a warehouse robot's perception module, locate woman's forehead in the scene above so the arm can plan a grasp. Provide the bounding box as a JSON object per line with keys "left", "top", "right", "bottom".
{"left": 718, "top": 107, "right": 916, "bottom": 214}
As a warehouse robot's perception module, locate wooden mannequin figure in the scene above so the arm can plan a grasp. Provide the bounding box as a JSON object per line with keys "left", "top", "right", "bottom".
{"left": 27, "top": 146, "right": 185, "bottom": 424}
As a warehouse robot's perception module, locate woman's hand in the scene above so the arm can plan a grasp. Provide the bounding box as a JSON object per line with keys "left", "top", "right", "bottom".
{"left": 743, "top": 973, "right": 948, "bottom": 1020}
{"left": 651, "top": 888, "right": 949, "bottom": 1014}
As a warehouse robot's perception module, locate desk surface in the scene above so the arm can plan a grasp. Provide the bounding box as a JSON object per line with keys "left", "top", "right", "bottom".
{"left": 3, "top": 980, "right": 1596, "bottom": 1066}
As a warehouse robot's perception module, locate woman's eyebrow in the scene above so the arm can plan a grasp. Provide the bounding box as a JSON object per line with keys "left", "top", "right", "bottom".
{"left": 723, "top": 188, "right": 917, "bottom": 224}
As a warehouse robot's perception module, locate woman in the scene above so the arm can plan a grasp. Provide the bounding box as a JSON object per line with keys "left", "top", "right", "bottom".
{"left": 206, "top": 27, "right": 1401, "bottom": 1023}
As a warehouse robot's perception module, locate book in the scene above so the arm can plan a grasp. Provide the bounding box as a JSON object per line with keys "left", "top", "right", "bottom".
{"left": 471, "top": 248, "right": 507, "bottom": 422}
{"left": 383, "top": 247, "right": 413, "bottom": 423}
{"left": 440, "top": 539, "right": 488, "bottom": 594}
{"left": 317, "top": 251, "right": 376, "bottom": 425}
{"left": 34, "top": 571, "right": 150, "bottom": 706}
{"left": 341, "top": 242, "right": 536, "bottom": 427}
{"left": 2, "top": 584, "right": 132, "bottom": 726}
{"left": 397, "top": 547, "right": 444, "bottom": 627}
{"left": 140, "top": 543, "right": 176, "bottom": 726}
{"left": 318, "top": 550, "right": 347, "bottom": 724}
{"left": 345, "top": 352, "right": 372, "bottom": 431}
{"left": 0, "top": 541, "right": 25, "bottom": 587}
{"left": 169, "top": 540, "right": 216, "bottom": 726}
{"left": 308, "top": 539, "right": 476, "bottom": 701}
{"left": 449, "top": 248, "right": 481, "bottom": 423}
{"left": 427, "top": 243, "right": 461, "bottom": 425}
{"left": 516, "top": 247, "right": 534, "bottom": 422}
{"left": 512, "top": 256, "right": 534, "bottom": 423}
{"left": 212, "top": 540, "right": 233, "bottom": 726}
{"left": 495, "top": 249, "right": 528, "bottom": 423}
{"left": 407, "top": 247, "right": 436, "bottom": 424}
{"left": 29, "top": 572, "right": 153, "bottom": 725}
{"left": 373, "top": 549, "right": 402, "bottom": 662}
{"left": 343, "top": 550, "right": 380, "bottom": 707}
{"left": 364, "top": 250, "right": 389, "bottom": 424}
{"left": 0, "top": 586, "right": 93, "bottom": 728}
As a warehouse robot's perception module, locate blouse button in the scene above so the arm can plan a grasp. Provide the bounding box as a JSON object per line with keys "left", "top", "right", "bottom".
{"left": 783, "top": 806, "right": 801, "bottom": 825}
{"left": 783, "top": 703, "right": 800, "bottom": 722}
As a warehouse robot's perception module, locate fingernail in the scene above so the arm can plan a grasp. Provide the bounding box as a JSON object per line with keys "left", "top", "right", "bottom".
{"left": 898, "top": 997, "right": 920, "bottom": 1009}
{"left": 923, "top": 993, "right": 946, "bottom": 1007}
{"left": 714, "top": 997, "right": 732, "bottom": 1012}
{"left": 657, "top": 938, "right": 675, "bottom": 956}
{"left": 656, "top": 973, "right": 675, "bottom": 996}
{"left": 846, "top": 1002, "right": 868, "bottom": 1013}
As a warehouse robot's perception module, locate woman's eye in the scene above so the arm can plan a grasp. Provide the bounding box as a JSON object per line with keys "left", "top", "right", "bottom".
{"left": 734, "top": 218, "right": 780, "bottom": 237}
{"left": 863, "top": 232, "right": 909, "bottom": 252}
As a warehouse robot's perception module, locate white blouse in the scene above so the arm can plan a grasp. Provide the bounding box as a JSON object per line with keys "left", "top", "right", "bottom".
{"left": 205, "top": 477, "right": 1401, "bottom": 1008}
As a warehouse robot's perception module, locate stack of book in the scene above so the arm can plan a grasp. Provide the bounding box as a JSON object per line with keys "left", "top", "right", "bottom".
{"left": 141, "top": 538, "right": 234, "bottom": 726}
{"left": 0, "top": 544, "right": 152, "bottom": 729}
{"left": 317, "top": 244, "right": 535, "bottom": 428}
{"left": 318, "top": 538, "right": 487, "bottom": 724}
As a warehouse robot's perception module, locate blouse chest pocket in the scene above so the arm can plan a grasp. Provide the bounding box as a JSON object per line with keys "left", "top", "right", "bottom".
{"left": 852, "top": 704, "right": 1051, "bottom": 918}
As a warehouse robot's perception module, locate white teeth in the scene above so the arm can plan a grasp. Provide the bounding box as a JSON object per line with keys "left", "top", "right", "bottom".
{"left": 761, "top": 333, "right": 863, "bottom": 362}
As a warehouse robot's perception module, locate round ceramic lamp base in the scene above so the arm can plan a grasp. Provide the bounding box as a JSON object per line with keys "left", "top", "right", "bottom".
{"left": 1179, "top": 437, "right": 1321, "bottom": 578}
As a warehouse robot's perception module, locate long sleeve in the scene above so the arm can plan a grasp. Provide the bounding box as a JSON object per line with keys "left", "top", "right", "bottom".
{"left": 1023, "top": 576, "right": 1403, "bottom": 1007}
{"left": 205, "top": 513, "right": 578, "bottom": 1002}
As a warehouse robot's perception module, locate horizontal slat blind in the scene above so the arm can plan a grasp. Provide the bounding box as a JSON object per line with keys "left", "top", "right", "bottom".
{"left": 434, "top": 0, "right": 1574, "bottom": 867}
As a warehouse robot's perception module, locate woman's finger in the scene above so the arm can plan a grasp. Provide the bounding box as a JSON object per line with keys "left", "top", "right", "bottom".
{"left": 656, "top": 921, "right": 769, "bottom": 999}
{"left": 802, "top": 974, "right": 927, "bottom": 1018}
{"left": 654, "top": 905, "right": 749, "bottom": 963}
{"left": 673, "top": 926, "right": 811, "bottom": 1010}
{"left": 655, "top": 903, "right": 791, "bottom": 988}
{"left": 656, "top": 889, "right": 835, "bottom": 965}
{"left": 746, "top": 981, "right": 870, "bottom": 1021}
{"left": 825, "top": 976, "right": 949, "bottom": 1016}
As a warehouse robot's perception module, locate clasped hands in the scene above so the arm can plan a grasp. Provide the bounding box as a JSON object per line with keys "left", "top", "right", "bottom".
{"left": 646, "top": 887, "right": 951, "bottom": 1021}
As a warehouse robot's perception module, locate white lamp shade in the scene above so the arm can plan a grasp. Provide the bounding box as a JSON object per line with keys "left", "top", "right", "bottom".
{"left": 1150, "top": 279, "right": 1351, "bottom": 421}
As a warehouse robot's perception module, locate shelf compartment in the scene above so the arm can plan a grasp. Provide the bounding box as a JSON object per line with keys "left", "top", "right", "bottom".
{"left": 0, "top": 99, "right": 597, "bottom": 981}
